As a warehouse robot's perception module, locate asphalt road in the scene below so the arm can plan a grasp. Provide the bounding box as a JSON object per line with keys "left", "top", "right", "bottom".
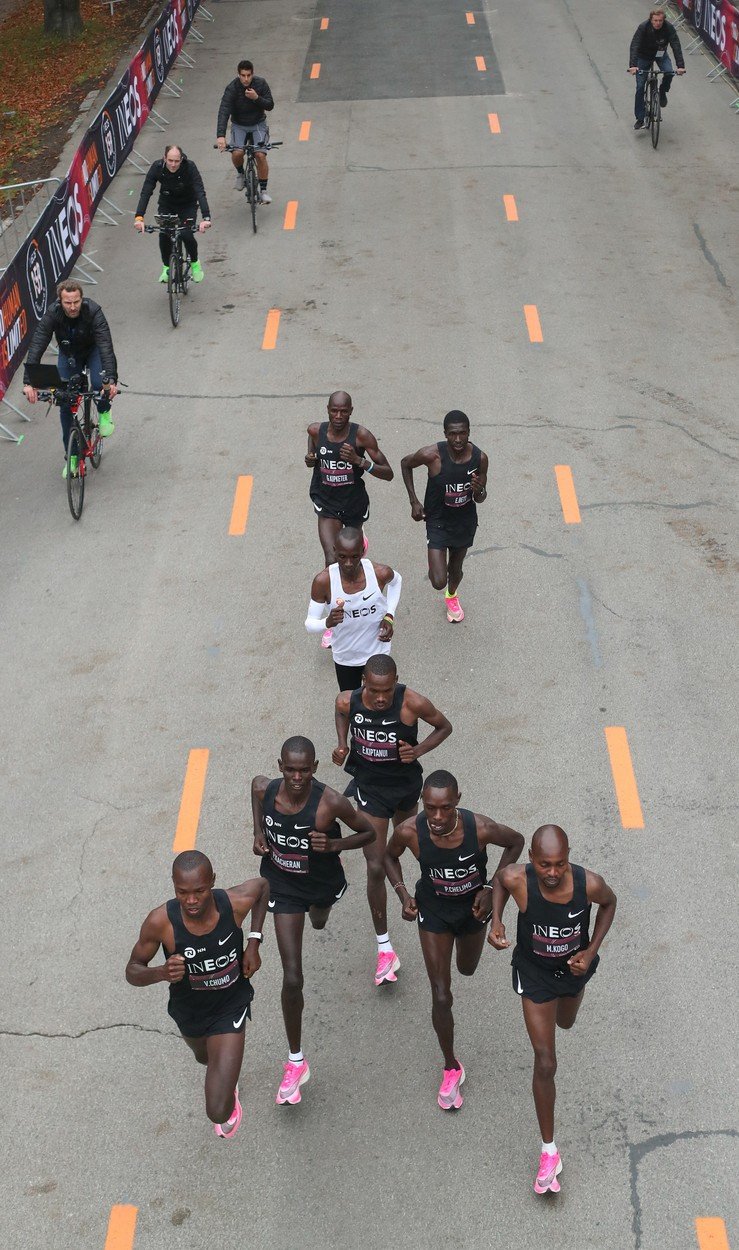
{"left": 1, "top": 0, "right": 737, "bottom": 1247}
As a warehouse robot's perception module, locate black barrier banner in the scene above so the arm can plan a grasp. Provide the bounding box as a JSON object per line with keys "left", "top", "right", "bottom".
{"left": 0, "top": 0, "right": 201, "bottom": 398}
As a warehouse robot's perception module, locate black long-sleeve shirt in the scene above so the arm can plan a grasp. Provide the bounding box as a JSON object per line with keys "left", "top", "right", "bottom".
{"left": 24, "top": 299, "right": 117, "bottom": 382}
{"left": 630, "top": 19, "right": 685, "bottom": 68}
{"left": 216, "top": 76, "right": 274, "bottom": 136}
{"left": 134, "top": 155, "right": 210, "bottom": 219}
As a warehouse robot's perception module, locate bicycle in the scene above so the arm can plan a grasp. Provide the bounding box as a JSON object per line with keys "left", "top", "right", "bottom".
{"left": 216, "top": 138, "right": 282, "bottom": 234}
{"left": 144, "top": 214, "right": 195, "bottom": 326}
{"left": 641, "top": 68, "right": 674, "bottom": 149}
{"left": 35, "top": 369, "right": 105, "bottom": 520}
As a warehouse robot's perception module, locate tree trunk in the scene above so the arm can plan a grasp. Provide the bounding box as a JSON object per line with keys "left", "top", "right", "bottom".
{"left": 44, "top": 0, "right": 85, "bottom": 38}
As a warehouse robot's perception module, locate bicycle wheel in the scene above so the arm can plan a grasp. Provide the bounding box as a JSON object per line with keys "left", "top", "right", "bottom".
{"left": 247, "top": 163, "right": 258, "bottom": 234}
{"left": 66, "top": 423, "right": 85, "bottom": 520}
{"left": 650, "top": 85, "right": 661, "bottom": 149}
{"left": 86, "top": 396, "right": 102, "bottom": 469}
{"left": 168, "top": 243, "right": 182, "bottom": 327}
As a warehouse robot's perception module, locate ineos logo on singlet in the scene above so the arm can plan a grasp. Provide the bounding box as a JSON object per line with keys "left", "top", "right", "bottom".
{"left": 347, "top": 604, "right": 377, "bottom": 618}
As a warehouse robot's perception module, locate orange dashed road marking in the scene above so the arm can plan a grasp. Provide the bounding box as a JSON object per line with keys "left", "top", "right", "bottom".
{"left": 283, "top": 200, "right": 298, "bottom": 230}
{"left": 320, "top": 16, "right": 329, "bottom": 28}
{"left": 524, "top": 304, "right": 543, "bottom": 343}
{"left": 488, "top": 112, "right": 501, "bottom": 133}
{"left": 475, "top": 55, "right": 486, "bottom": 71}
{"left": 299, "top": 120, "right": 312, "bottom": 141}
{"left": 228, "top": 476, "right": 254, "bottom": 536}
{"left": 173, "top": 749, "right": 210, "bottom": 853}
{"left": 104, "top": 1205, "right": 138, "bottom": 1250}
{"left": 466, "top": 11, "right": 475, "bottom": 23}
{"left": 554, "top": 465, "right": 581, "bottom": 524}
{"left": 310, "top": 62, "right": 321, "bottom": 79}
{"left": 262, "top": 309, "right": 281, "bottom": 350}
{"left": 503, "top": 194, "right": 518, "bottom": 222}
{"left": 604, "top": 728, "right": 644, "bottom": 829}
{"left": 695, "top": 1219, "right": 731, "bottom": 1250}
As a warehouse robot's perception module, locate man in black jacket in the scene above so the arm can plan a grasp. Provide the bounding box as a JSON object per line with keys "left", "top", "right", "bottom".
{"left": 629, "top": 7, "right": 685, "bottom": 129}
{"left": 216, "top": 59, "right": 275, "bottom": 203}
{"left": 23, "top": 279, "right": 118, "bottom": 474}
{"left": 134, "top": 144, "right": 211, "bottom": 283}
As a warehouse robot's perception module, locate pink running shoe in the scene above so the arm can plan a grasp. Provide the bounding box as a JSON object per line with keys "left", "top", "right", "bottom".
{"left": 534, "top": 1150, "right": 562, "bottom": 1194}
{"left": 445, "top": 595, "right": 464, "bottom": 623}
{"left": 437, "top": 1064, "right": 466, "bottom": 1110}
{"left": 321, "top": 628, "right": 333, "bottom": 649}
{"left": 374, "top": 950, "right": 400, "bottom": 985}
{"left": 214, "top": 1085, "right": 242, "bottom": 1138}
{"left": 276, "top": 1059, "right": 310, "bottom": 1105}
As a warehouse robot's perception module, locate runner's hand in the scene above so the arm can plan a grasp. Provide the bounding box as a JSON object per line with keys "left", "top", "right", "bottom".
{"left": 332, "top": 745, "right": 349, "bottom": 765}
{"left": 326, "top": 606, "right": 345, "bottom": 627}
{"left": 398, "top": 740, "right": 417, "bottom": 763}
{"left": 305, "top": 450, "right": 317, "bottom": 466}
{"left": 162, "top": 954, "right": 186, "bottom": 982}
{"left": 471, "top": 888, "right": 492, "bottom": 921}
{"left": 410, "top": 501, "right": 425, "bottom": 522}
{"left": 377, "top": 618, "right": 394, "bottom": 642}
{"left": 23, "top": 386, "right": 38, "bottom": 404}
{"left": 401, "top": 893, "right": 419, "bottom": 921}
{"left": 487, "top": 922, "right": 509, "bottom": 950}
{"left": 309, "top": 830, "right": 337, "bottom": 853}
{"left": 243, "top": 944, "right": 261, "bottom": 977}
{"left": 253, "top": 832, "right": 268, "bottom": 856}
{"left": 567, "top": 948, "right": 594, "bottom": 976}
{"left": 339, "top": 441, "right": 361, "bottom": 465}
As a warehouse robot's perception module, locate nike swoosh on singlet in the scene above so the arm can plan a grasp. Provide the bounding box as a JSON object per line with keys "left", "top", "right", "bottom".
{"left": 459, "top": 853, "right": 475, "bottom": 862}
{"left": 568, "top": 909, "right": 584, "bottom": 918}
{"left": 295, "top": 824, "right": 311, "bottom": 830}
{"left": 362, "top": 592, "right": 373, "bottom": 600}
{"left": 381, "top": 719, "right": 395, "bottom": 726}
{"left": 218, "top": 932, "right": 234, "bottom": 945}
{"left": 232, "top": 1007, "right": 249, "bottom": 1029}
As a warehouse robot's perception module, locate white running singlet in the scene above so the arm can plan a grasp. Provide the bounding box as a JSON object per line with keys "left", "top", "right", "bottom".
{"left": 328, "top": 559, "right": 391, "bottom": 666}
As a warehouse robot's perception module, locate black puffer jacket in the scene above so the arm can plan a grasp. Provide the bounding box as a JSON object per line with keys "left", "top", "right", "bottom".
{"left": 24, "top": 298, "right": 117, "bottom": 381}
{"left": 629, "top": 19, "right": 685, "bottom": 67}
{"left": 134, "top": 154, "right": 210, "bottom": 219}
{"left": 216, "top": 76, "right": 274, "bottom": 135}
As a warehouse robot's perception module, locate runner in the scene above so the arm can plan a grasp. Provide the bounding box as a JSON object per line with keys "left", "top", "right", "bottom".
{"left": 251, "top": 736, "right": 375, "bottom": 1105}
{"left": 333, "top": 654, "right": 452, "bottom": 985}
{"left": 125, "top": 850, "right": 267, "bottom": 1139}
{"left": 305, "top": 527, "right": 402, "bottom": 690}
{"left": 385, "top": 770, "right": 524, "bottom": 1108}
{"left": 488, "top": 825, "right": 617, "bottom": 1193}
{"left": 306, "top": 391, "right": 394, "bottom": 649}
{"left": 400, "top": 410, "right": 488, "bottom": 623}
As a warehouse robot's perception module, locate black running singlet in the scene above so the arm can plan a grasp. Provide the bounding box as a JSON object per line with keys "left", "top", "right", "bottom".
{"left": 165, "top": 889, "right": 249, "bottom": 1015}
{"left": 423, "top": 441, "right": 482, "bottom": 534}
{"left": 415, "top": 808, "right": 487, "bottom": 920}
{"left": 346, "top": 683, "right": 422, "bottom": 790}
{"left": 310, "top": 422, "right": 369, "bottom": 512}
{"left": 516, "top": 863, "right": 592, "bottom": 972}
{"left": 260, "top": 778, "right": 346, "bottom": 901}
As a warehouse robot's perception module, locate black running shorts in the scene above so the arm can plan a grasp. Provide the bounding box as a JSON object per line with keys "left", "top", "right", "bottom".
{"left": 511, "top": 950, "right": 599, "bottom": 1003}
{"left": 168, "top": 982, "right": 254, "bottom": 1038}
{"left": 267, "top": 880, "right": 349, "bottom": 915}
{"left": 344, "top": 776, "right": 422, "bottom": 820}
{"left": 426, "top": 523, "right": 477, "bottom": 551}
{"left": 416, "top": 904, "right": 486, "bottom": 937}
{"left": 311, "top": 496, "right": 370, "bottom": 528}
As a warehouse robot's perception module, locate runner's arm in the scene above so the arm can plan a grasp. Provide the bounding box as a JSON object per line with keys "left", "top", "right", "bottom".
{"left": 400, "top": 445, "right": 435, "bottom": 512}
{"left": 402, "top": 691, "right": 452, "bottom": 761}
{"left": 250, "top": 775, "right": 269, "bottom": 854}
{"left": 305, "top": 572, "right": 331, "bottom": 633}
{"left": 488, "top": 864, "right": 525, "bottom": 949}
{"left": 125, "top": 910, "right": 183, "bottom": 985}
{"left": 356, "top": 428, "right": 394, "bottom": 481}
{"left": 477, "top": 815, "right": 524, "bottom": 873}
{"left": 384, "top": 822, "right": 419, "bottom": 919}
{"left": 332, "top": 691, "right": 352, "bottom": 763}
{"left": 471, "top": 451, "right": 489, "bottom": 503}
{"left": 318, "top": 792, "right": 375, "bottom": 850}
{"left": 567, "top": 873, "right": 617, "bottom": 974}
{"left": 305, "top": 423, "right": 319, "bottom": 467}
{"left": 229, "top": 877, "right": 270, "bottom": 975}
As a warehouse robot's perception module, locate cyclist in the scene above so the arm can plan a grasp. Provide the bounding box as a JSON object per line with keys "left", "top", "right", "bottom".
{"left": 216, "top": 59, "right": 275, "bottom": 203}
{"left": 22, "top": 279, "right": 118, "bottom": 477}
{"left": 134, "top": 144, "right": 211, "bottom": 283}
{"left": 629, "top": 7, "right": 685, "bottom": 130}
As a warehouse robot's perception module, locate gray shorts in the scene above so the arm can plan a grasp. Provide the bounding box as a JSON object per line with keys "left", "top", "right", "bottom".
{"left": 231, "top": 121, "right": 270, "bottom": 151}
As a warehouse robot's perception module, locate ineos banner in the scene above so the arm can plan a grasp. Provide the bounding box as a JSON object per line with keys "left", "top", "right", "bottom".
{"left": 675, "top": 0, "right": 739, "bottom": 77}
{"left": 0, "top": 0, "right": 200, "bottom": 399}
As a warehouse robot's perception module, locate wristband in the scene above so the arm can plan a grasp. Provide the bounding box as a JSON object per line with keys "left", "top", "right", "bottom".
{"left": 247, "top": 931, "right": 263, "bottom": 942}
{"left": 363, "top": 458, "right": 374, "bottom": 473}
{"left": 393, "top": 882, "right": 407, "bottom": 895}
{"left": 383, "top": 614, "right": 394, "bottom": 624}
{"left": 481, "top": 883, "right": 493, "bottom": 891}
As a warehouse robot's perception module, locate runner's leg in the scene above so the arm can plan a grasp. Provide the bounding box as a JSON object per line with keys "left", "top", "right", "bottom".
{"left": 454, "top": 926, "right": 487, "bottom": 976}
{"left": 203, "top": 1031, "right": 245, "bottom": 1124}
{"left": 419, "top": 929, "right": 457, "bottom": 1066}
{"left": 317, "top": 515, "right": 343, "bottom": 565}
{"left": 447, "top": 546, "right": 469, "bottom": 597}
{"left": 274, "top": 912, "right": 306, "bottom": 1053}
{"left": 363, "top": 814, "right": 390, "bottom": 934}
{"left": 427, "top": 546, "right": 449, "bottom": 592}
{"left": 521, "top": 997, "right": 559, "bottom": 1143}
{"left": 556, "top": 988, "right": 585, "bottom": 1030}
{"left": 308, "top": 903, "right": 333, "bottom": 930}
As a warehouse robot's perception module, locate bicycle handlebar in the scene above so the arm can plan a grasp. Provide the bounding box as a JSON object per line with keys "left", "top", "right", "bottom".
{"left": 214, "top": 141, "right": 283, "bottom": 151}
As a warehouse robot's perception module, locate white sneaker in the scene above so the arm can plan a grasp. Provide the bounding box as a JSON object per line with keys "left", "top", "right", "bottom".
{"left": 259, "top": 189, "right": 272, "bottom": 204}
{"left": 234, "top": 169, "right": 245, "bottom": 190}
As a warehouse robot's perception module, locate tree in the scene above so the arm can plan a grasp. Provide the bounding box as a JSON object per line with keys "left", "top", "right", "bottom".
{"left": 44, "top": 0, "right": 84, "bottom": 37}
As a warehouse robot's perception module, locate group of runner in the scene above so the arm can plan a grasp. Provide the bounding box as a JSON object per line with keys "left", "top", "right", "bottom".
{"left": 126, "top": 384, "right": 618, "bottom": 1196}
